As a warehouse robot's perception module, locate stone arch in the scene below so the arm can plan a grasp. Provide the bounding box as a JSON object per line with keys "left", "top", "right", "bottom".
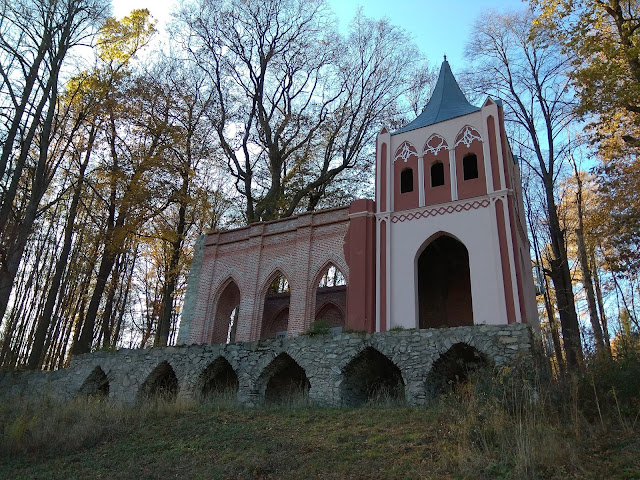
{"left": 425, "top": 343, "right": 490, "bottom": 400}
{"left": 312, "top": 261, "right": 347, "bottom": 330}
{"left": 211, "top": 277, "right": 241, "bottom": 344}
{"left": 260, "top": 269, "right": 292, "bottom": 340}
{"left": 415, "top": 232, "right": 473, "bottom": 328}
{"left": 257, "top": 352, "right": 310, "bottom": 405}
{"left": 340, "top": 347, "right": 405, "bottom": 406}
{"left": 138, "top": 361, "right": 179, "bottom": 402}
{"left": 196, "top": 356, "right": 239, "bottom": 400}
{"left": 77, "top": 366, "right": 109, "bottom": 397}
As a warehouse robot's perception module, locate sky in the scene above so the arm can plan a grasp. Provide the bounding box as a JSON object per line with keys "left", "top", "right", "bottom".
{"left": 111, "top": 0, "right": 526, "bottom": 71}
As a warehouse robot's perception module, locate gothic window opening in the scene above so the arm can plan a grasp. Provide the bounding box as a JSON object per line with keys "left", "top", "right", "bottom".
{"left": 261, "top": 273, "right": 291, "bottom": 339}
{"left": 212, "top": 281, "right": 240, "bottom": 345}
{"left": 463, "top": 153, "right": 479, "bottom": 180}
{"left": 400, "top": 168, "right": 414, "bottom": 193}
{"left": 431, "top": 162, "right": 445, "bottom": 187}
{"left": 314, "top": 264, "right": 346, "bottom": 331}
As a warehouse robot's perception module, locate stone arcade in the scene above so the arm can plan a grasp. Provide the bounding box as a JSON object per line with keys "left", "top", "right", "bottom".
{"left": 0, "top": 61, "right": 540, "bottom": 406}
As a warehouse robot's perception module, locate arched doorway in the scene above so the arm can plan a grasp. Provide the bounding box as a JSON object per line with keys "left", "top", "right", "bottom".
{"left": 417, "top": 235, "right": 473, "bottom": 328}
{"left": 314, "top": 263, "right": 346, "bottom": 330}
{"left": 212, "top": 280, "right": 240, "bottom": 344}
{"left": 261, "top": 273, "right": 290, "bottom": 339}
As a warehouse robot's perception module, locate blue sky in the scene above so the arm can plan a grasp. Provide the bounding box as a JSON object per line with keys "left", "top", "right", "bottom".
{"left": 111, "top": 0, "right": 527, "bottom": 70}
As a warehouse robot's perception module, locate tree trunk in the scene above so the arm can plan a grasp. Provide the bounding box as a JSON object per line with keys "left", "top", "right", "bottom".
{"left": 545, "top": 183, "right": 583, "bottom": 368}
{"left": 27, "top": 128, "right": 95, "bottom": 369}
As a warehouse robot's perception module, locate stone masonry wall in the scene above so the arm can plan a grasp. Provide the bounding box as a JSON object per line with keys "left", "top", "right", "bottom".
{"left": 0, "top": 324, "right": 533, "bottom": 407}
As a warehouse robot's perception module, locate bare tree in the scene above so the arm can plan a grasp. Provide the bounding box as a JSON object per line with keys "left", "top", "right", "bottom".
{"left": 466, "top": 10, "right": 584, "bottom": 367}
{"left": 177, "top": 0, "right": 430, "bottom": 222}
{"left": 0, "top": 0, "right": 109, "bottom": 324}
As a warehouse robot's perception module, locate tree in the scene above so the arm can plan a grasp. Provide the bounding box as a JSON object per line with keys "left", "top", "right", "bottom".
{"left": 0, "top": 0, "right": 110, "bottom": 330}
{"left": 531, "top": 1, "right": 640, "bottom": 148}
{"left": 177, "top": 0, "right": 430, "bottom": 223}
{"left": 466, "top": 10, "right": 584, "bottom": 367}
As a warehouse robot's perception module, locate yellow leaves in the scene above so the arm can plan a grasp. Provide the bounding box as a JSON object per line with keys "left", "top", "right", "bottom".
{"left": 96, "top": 9, "right": 156, "bottom": 66}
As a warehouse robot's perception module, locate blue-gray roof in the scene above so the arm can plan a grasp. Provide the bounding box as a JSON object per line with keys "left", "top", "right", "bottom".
{"left": 393, "top": 59, "right": 479, "bottom": 135}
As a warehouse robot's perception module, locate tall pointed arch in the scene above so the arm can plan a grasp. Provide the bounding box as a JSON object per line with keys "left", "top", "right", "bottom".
{"left": 211, "top": 277, "right": 241, "bottom": 344}
{"left": 312, "top": 261, "right": 346, "bottom": 330}
{"left": 416, "top": 232, "right": 473, "bottom": 328}
{"left": 260, "top": 269, "right": 291, "bottom": 340}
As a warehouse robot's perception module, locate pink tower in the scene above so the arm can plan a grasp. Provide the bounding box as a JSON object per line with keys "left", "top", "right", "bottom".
{"left": 374, "top": 59, "right": 539, "bottom": 332}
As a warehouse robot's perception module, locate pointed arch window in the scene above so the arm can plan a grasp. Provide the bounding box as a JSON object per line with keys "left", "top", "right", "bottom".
{"left": 463, "top": 153, "right": 478, "bottom": 180}
{"left": 400, "top": 168, "right": 414, "bottom": 193}
{"left": 431, "top": 162, "right": 445, "bottom": 187}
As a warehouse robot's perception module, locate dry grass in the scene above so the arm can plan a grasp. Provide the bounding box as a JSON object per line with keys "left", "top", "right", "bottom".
{"left": 0, "top": 360, "right": 639, "bottom": 479}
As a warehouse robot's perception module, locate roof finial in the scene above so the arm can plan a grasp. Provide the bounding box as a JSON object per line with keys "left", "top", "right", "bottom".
{"left": 444, "top": 54, "right": 447, "bottom": 62}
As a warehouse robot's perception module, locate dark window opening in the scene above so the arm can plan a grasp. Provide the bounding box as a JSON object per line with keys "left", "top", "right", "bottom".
{"left": 400, "top": 168, "right": 413, "bottom": 193}
{"left": 463, "top": 154, "right": 478, "bottom": 180}
{"left": 431, "top": 162, "right": 445, "bottom": 187}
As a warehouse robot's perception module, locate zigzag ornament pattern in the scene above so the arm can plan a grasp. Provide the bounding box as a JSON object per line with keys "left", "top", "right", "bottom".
{"left": 391, "top": 199, "right": 491, "bottom": 223}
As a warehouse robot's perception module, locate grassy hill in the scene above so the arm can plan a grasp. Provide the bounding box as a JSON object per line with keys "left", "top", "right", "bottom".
{"left": 2, "top": 367, "right": 639, "bottom": 480}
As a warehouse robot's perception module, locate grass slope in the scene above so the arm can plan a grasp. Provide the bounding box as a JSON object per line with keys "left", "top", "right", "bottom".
{"left": 1, "top": 394, "right": 639, "bottom": 480}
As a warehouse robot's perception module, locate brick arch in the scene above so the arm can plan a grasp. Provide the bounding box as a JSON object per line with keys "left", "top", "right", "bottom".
{"left": 415, "top": 232, "right": 473, "bottom": 329}
{"left": 394, "top": 141, "right": 419, "bottom": 211}
{"left": 423, "top": 133, "right": 449, "bottom": 156}
{"left": 394, "top": 140, "right": 418, "bottom": 163}
{"left": 262, "top": 305, "right": 289, "bottom": 339}
{"left": 422, "top": 134, "right": 451, "bottom": 205}
{"left": 315, "top": 301, "right": 345, "bottom": 327}
{"left": 308, "top": 259, "right": 348, "bottom": 330}
{"left": 258, "top": 269, "right": 292, "bottom": 340}
{"left": 210, "top": 276, "right": 241, "bottom": 345}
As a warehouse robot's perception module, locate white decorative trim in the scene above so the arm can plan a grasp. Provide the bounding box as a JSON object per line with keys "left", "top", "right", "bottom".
{"left": 455, "top": 126, "right": 483, "bottom": 148}
{"left": 423, "top": 134, "right": 448, "bottom": 156}
{"left": 394, "top": 141, "right": 418, "bottom": 163}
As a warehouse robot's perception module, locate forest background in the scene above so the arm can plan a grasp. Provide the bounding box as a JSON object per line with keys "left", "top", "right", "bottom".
{"left": 0, "top": 0, "right": 639, "bottom": 373}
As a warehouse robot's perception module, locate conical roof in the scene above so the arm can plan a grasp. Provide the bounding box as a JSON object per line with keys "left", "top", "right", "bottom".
{"left": 394, "top": 59, "right": 479, "bottom": 135}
